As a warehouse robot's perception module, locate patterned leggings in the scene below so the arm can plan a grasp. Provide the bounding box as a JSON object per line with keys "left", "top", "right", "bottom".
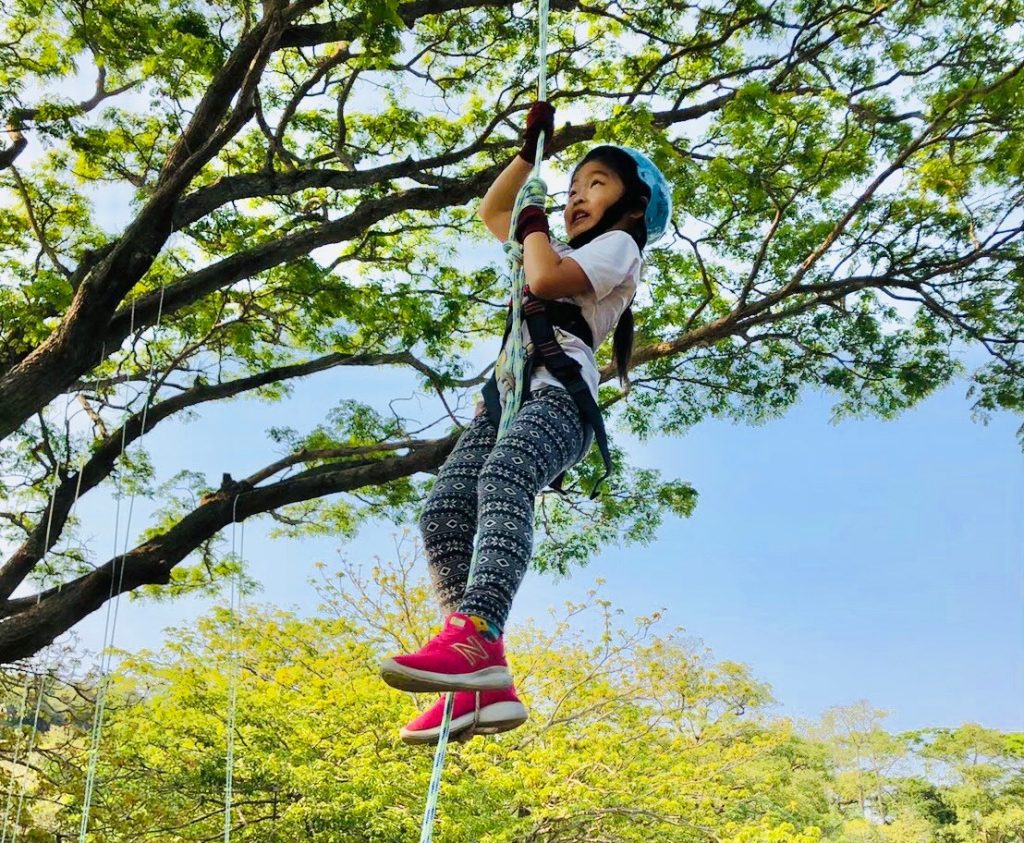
{"left": 419, "top": 387, "right": 587, "bottom": 630}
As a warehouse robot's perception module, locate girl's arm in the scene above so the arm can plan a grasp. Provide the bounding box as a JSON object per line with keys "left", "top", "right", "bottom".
{"left": 480, "top": 102, "right": 556, "bottom": 240}
{"left": 479, "top": 162, "right": 588, "bottom": 296}
{"left": 478, "top": 156, "right": 533, "bottom": 241}
{"left": 522, "top": 231, "right": 592, "bottom": 299}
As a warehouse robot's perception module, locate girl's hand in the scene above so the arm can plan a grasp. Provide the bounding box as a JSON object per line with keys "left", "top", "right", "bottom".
{"left": 514, "top": 178, "right": 550, "bottom": 244}
{"left": 515, "top": 206, "right": 550, "bottom": 244}
{"left": 518, "top": 101, "right": 555, "bottom": 164}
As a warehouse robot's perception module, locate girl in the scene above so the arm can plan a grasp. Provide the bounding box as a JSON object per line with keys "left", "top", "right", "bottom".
{"left": 380, "top": 102, "right": 672, "bottom": 744}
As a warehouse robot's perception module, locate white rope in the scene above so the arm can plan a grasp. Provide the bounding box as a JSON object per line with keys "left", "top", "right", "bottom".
{"left": 0, "top": 670, "right": 34, "bottom": 843}
{"left": 2, "top": 389, "right": 82, "bottom": 842}
{"left": 79, "top": 286, "right": 167, "bottom": 841}
{"left": 418, "top": 3, "right": 551, "bottom": 839}
{"left": 223, "top": 498, "right": 244, "bottom": 842}
{"left": 10, "top": 671, "right": 50, "bottom": 842}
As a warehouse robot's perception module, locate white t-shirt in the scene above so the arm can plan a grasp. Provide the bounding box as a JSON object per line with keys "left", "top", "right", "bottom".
{"left": 495, "top": 230, "right": 642, "bottom": 403}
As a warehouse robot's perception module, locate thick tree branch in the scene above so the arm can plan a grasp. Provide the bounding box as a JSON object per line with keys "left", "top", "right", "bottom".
{"left": 0, "top": 3, "right": 305, "bottom": 441}
{"left": 0, "top": 349, "right": 442, "bottom": 601}
{"left": 277, "top": 0, "right": 528, "bottom": 49}
{"left": 112, "top": 179, "right": 497, "bottom": 347}
{"left": 171, "top": 96, "right": 731, "bottom": 232}
{"left": 0, "top": 430, "right": 459, "bottom": 663}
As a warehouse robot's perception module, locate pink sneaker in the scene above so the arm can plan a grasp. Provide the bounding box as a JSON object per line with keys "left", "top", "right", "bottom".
{"left": 400, "top": 687, "right": 529, "bottom": 745}
{"left": 380, "top": 613, "right": 512, "bottom": 692}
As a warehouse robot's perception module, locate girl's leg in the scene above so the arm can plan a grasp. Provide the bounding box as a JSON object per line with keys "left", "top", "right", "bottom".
{"left": 380, "top": 389, "right": 583, "bottom": 695}
{"left": 457, "top": 387, "right": 586, "bottom": 630}
{"left": 419, "top": 413, "right": 497, "bottom": 614}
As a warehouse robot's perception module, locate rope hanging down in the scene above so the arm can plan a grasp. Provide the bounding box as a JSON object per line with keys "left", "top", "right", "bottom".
{"left": 2, "top": 422, "right": 66, "bottom": 843}
{"left": 79, "top": 288, "right": 168, "bottom": 842}
{"left": 0, "top": 672, "right": 32, "bottom": 842}
{"left": 3, "top": 387, "right": 91, "bottom": 843}
{"left": 223, "top": 501, "right": 244, "bottom": 843}
{"left": 417, "top": 1, "right": 550, "bottom": 839}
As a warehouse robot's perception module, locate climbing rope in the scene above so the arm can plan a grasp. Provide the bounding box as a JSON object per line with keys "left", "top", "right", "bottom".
{"left": 3, "top": 392, "right": 87, "bottom": 843}
{"left": 223, "top": 500, "right": 244, "bottom": 842}
{"left": 418, "top": 2, "right": 550, "bottom": 839}
{"left": 0, "top": 670, "right": 33, "bottom": 843}
{"left": 79, "top": 287, "right": 167, "bottom": 842}
{"left": 1, "top": 457, "right": 60, "bottom": 843}
{"left": 11, "top": 671, "right": 50, "bottom": 842}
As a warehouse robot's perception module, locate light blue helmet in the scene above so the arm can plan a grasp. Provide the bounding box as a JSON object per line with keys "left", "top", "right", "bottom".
{"left": 616, "top": 146, "right": 673, "bottom": 245}
{"left": 572, "top": 144, "right": 673, "bottom": 247}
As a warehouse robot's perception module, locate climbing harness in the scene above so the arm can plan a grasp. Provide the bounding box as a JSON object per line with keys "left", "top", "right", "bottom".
{"left": 481, "top": 291, "right": 613, "bottom": 495}
{"left": 417, "top": 2, "right": 550, "bottom": 840}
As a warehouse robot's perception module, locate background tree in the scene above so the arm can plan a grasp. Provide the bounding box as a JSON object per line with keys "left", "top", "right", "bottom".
{"left": 4, "top": 545, "right": 837, "bottom": 842}
{"left": 0, "top": 0, "right": 1021, "bottom": 661}
{"left": 812, "top": 702, "right": 909, "bottom": 823}
{"left": 1, "top": 547, "right": 1020, "bottom": 841}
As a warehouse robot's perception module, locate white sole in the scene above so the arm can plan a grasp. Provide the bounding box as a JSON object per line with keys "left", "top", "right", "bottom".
{"left": 400, "top": 701, "right": 529, "bottom": 745}
{"left": 380, "top": 659, "right": 512, "bottom": 693}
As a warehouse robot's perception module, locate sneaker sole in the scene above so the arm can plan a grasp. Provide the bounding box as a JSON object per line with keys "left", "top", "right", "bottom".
{"left": 400, "top": 702, "right": 529, "bottom": 745}
{"left": 380, "top": 659, "right": 512, "bottom": 693}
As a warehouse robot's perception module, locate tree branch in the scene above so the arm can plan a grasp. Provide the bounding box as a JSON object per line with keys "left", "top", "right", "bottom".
{"left": 0, "top": 430, "right": 460, "bottom": 663}
{"left": 0, "top": 349, "right": 440, "bottom": 601}
{"left": 0, "top": 2, "right": 308, "bottom": 441}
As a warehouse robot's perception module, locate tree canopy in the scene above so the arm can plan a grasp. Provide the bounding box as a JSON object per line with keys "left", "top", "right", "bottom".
{"left": 0, "top": 0, "right": 1021, "bottom": 661}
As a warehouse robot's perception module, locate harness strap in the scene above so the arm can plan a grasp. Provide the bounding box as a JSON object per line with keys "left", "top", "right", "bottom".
{"left": 482, "top": 291, "right": 612, "bottom": 496}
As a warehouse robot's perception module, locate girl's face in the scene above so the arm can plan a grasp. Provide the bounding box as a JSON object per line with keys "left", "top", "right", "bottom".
{"left": 564, "top": 160, "right": 642, "bottom": 239}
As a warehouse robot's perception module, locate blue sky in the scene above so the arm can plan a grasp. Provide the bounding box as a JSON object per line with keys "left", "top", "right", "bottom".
{"left": 68, "top": 355, "right": 1023, "bottom": 736}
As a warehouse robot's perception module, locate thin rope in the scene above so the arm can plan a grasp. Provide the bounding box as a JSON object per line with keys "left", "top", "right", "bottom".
{"left": 418, "top": 2, "right": 550, "bottom": 839}
{"left": 79, "top": 286, "right": 167, "bottom": 842}
{"left": 223, "top": 498, "right": 244, "bottom": 842}
{"left": 2, "top": 391, "right": 82, "bottom": 842}
{"left": 1, "top": 464, "right": 59, "bottom": 842}
{"left": 0, "top": 671, "right": 33, "bottom": 843}
{"left": 11, "top": 671, "right": 50, "bottom": 842}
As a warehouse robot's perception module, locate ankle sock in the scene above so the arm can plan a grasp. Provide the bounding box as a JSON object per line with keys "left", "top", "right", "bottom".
{"left": 467, "top": 614, "right": 502, "bottom": 641}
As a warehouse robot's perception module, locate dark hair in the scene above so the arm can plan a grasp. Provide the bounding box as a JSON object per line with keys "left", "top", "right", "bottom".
{"left": 570, "top": 145, "right": 648, "bottom": 389}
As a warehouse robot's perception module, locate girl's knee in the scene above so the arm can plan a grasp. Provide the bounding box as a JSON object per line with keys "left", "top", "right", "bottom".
{"left": 419, "top": 493, "right": 478, "bottom": 547}
{"left": 479, "top": 444, "right": 541, "bottom": 501}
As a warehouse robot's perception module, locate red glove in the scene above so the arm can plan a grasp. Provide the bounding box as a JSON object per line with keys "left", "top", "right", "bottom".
{"left": 515, "top": 205, "right": 550, "bottom": 244}
{"left": 517, "top": 101, "right": 555, "bottom": 164}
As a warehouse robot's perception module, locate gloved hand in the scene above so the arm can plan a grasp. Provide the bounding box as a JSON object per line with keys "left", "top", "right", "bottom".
{"left": 517, "top": 101, "right": 555, "bottom": 164}
{"left": 514, "top": 177, "right": 550, "bottom": 244}
{"left": 514, "top": 206, "right": 550, "bottom": 244}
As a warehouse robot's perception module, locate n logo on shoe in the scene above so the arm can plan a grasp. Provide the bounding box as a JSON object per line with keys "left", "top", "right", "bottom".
{"left": 450, "top": 637, "right": 489, "bottom": 667}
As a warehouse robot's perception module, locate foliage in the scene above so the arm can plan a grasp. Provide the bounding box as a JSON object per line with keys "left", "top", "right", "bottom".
{"left": 0, "top": 548, "right": 1019, "bottom": 841}
{"left": 0, "top": 0, "right": 1021, "bottom": 659}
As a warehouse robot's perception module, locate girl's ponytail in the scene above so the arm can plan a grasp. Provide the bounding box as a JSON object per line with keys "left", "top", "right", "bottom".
{"left": 612, "top": 301, "right": 635, "bottom": 391}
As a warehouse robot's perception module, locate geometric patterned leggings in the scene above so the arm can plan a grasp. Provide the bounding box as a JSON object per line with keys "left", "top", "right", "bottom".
{"left": 419, "top": 386, "right": 587, "bottom": 631}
